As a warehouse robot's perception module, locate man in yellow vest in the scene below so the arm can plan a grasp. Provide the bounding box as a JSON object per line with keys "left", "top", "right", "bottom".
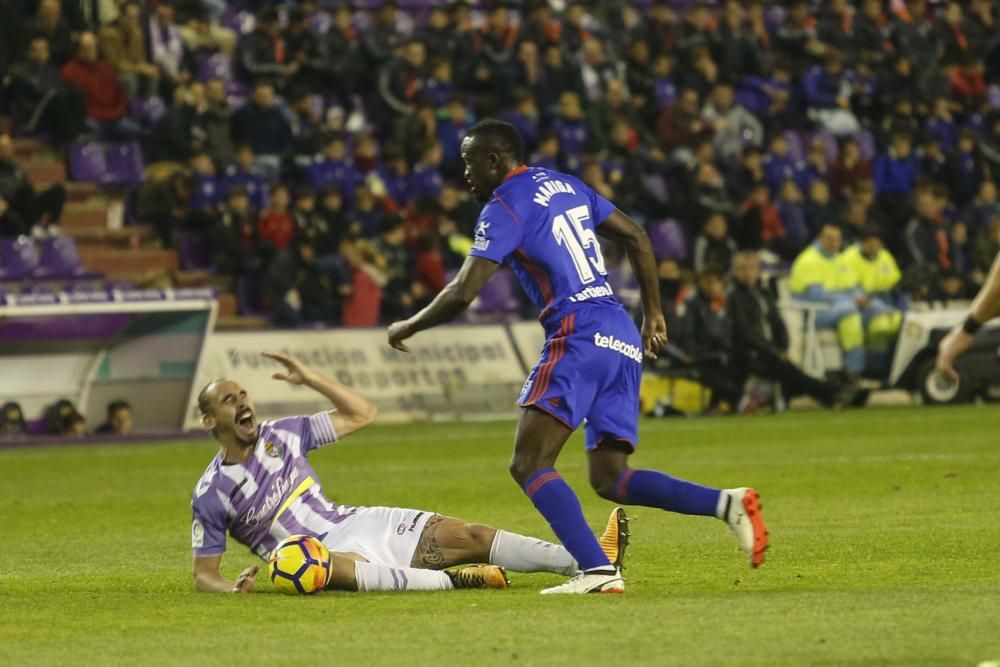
{"left": 789, "top": 222, "right": 865, "bottom": 377}
{"left": 841, "top": 227, "right": 903, "bottom": 372}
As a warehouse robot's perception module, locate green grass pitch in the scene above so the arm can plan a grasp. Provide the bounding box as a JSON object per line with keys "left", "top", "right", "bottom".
{"left": 2, "top": 406, "right": 999, "bottom": 666}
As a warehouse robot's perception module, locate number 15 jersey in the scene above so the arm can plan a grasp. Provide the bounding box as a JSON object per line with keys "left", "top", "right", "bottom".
{"left": 469, "top": 166, "right": 623, "bottom": 324}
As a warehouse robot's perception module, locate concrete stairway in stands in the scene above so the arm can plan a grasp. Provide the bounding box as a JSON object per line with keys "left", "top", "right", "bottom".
{"left": 11, "top": 138, "right": 267, "bottom": 330}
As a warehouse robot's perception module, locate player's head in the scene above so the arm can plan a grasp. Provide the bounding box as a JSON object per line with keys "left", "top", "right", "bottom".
{"left": 461, "top": 119, "right": 525, "bottom": 202}
{"left": 197, "top": 379, "right": 258, "bottom": 446}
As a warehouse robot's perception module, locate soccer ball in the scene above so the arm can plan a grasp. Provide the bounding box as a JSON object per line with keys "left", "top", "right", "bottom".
{"left": 267, "top": 535, "right": 332, "bottom": 595}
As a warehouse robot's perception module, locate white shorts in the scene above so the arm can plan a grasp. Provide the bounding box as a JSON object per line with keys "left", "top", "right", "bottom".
{"left": 320, "top": 506, "right": 434, "bottom": 567}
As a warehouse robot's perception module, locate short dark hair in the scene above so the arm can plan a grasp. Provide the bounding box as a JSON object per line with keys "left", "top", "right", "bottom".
{"left": 197, "top": 380, "right": 222, "bottom": 416}
{"left": 107, "top": 400, "right": 131, "bottom": 416}
{"left": 465, "top": 119, "right": 525, "bottom": 163}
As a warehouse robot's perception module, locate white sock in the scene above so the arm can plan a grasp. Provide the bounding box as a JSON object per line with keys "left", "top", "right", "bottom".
{"left": 353, "top": 561, "right": 454, "bottom": 592}
{"left": 488, "top": 529, "right": 578, "bottom": 576}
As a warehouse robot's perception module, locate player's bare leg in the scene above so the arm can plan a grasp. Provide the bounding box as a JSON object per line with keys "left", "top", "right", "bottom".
{"left": 509, "top": 407, "right": 624, "bottom": 594}
{"left": 588, "top": 441, "right": 769, "bottom": 568}
{"left": 326, "top": 551, "right": 507, "bottom": 592}
{"left": 408, "top": 514, "right": 579, "bottom": 576}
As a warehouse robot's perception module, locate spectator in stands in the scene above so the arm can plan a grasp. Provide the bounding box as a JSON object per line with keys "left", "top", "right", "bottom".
{"left": 551, "top": 91, "right": 589, "bottom": 174}
{"left": 147, "top": 2, "right": 192, "bottom": 101}
{"left": 963, "top": 180, "right": 1000, "bottom": 235}
{"left": 341, "top": 239, "right": 386, "bottom": 327}
{"left": 283, "top": 7, "right": 327, "bottom": 94}
{"left": 258, "top": 183, "right": 294, "bottom": 259}
{"left": 776, "top": 179, "right": 811, "bottom": 252}
{"left": 920, "top": 135, "right": 950, "bottom": 188}
{"left": 0, "top": 133, "right": 66, "bottom": 236}
{"left": 265, "top": 239, "right": 340, "bottom": 328}
{"left": 231, "top": 82, "right": 291, "bottom": 183}
{"left": 187, "top": 150, "right": 220, "bottom": 230}
{"left": 374, "top": 144, "right": 410, "bottom": 206}
{"left": 762, "top": 133, "right": 804, "bottom": 197}
{"left": 359, "top": 0, "right": 403, "bottom": 72}
{"left": 220, "top": 144, "right": 267, "bottom": 212}
{"left": 28, "top": 0, "right": 74, "bottom": 66}
{"left": 437, "top": 96, "right": 475, "bottom": 179}
{"left": 0, "top": 193, "right": 25, "bottom": 237}
{"left": 702, "top": 82, "right": 764, "bottom": 162}
{"left": 149, "top": 81, "right": 207, "bottom": 163}
{"left": 9, "top": 35, "right": 86, "bottom": 144}
{"left": 842, "top": 227, "right": 903, "bottom": 371}
{"left": 727, "top": 147, "right": 767, "bottom": 203}
{"left": 211, "top": 184, "right": 260, "bottom": 279}
{"left": 175, "top": 0, "right": 236, "bottom": 57}
{"left": 348, "top": 184, "right": 387, "bottom": 240}
{"left": 288, "top": 90, "right": 323, "bottom": 161}
{"left": 873, "top": 131, "right": 919, "bottom": 223}
{"left": 373, "top": 216, "right": 413, "bottom": 323}
{"left": 972, "top": 216, "right": 1000, "bottom": 281}
{"left": 736, "top": 182, "right": 784, "bottom": 254}
{"left": 656, "top": 88, "right": 710, "bottom": 165}
{"left": 202, "top": 78, "right": 234, "bottom": 166}
{"left": 0, "top": 401, "right": 27, "bottom": 439}
{"left": 830, "top": 137, "right": 872, "bottom": 198}
{"left": 137, "top": 160, "right": 191, "bottom": 246}
{"left": 60, "top": 32, "right": 143, "bottom": 141}
{"left": 45, "top": 399, "right": 86, "bottom": 436}
{"left": 95, "top": 400, "right": 134, "bottom": 435}
{"left": 951, "top": 129, "right": 985, "bottom": 207}
{"left": 317, "top": 187, "right": 348, "bottom": 251}
{"left": 804, "top": 50, "right": 861, "bottom": 136}
{"left": 377, "top": 38, "right": 427, "bottom": 117}
{"left": 98, "top": 1, "right": 159, "bottom": 101}
{"left": 673, "top": 268, "right": 742, "bottom": 412}
{"left": 408, "top": 141, "right": 444, "bottom": 202}
{"left": 693, "top": 212, "right": 737, "bottom": 274}
{"left": 235, "top": 6, "right": 294, "bottom": 88}
{"left": 903, "top": 184, "right": 951, "bottom": 271}
{"left": 789, "top": 222, "right": 866, "bottom": 378}
{"left": 804, "top": 180, "right": 841, "bottom": 235}
{"left": 729, "top": 251, "right": 843, "bottom": 409}
{"left": 307, "top": 134, "right": 361, "bottom": 200}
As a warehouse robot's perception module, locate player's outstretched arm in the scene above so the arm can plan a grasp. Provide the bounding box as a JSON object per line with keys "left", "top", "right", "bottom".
{"left": 597, "top": 208, "right": 668, "bottom": 359}
{"left": 936, "top": 250, "right": 1000, "bottom": 380}
{"left": 193, "top": 555, "right": 259, "bottom": 593}
{"left": 386, "top": 255, "right": 500, "bottom": 352}
{"left": 263, "top": 351, "right": 377, "bottom": 438}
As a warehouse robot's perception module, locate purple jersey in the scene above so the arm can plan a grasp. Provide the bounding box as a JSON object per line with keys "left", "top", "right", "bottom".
{"left": 469, "top": 166, "right": 620, "bottom": 323}
{"left": 190, "top": 412, "right": 351, "bottom": 560}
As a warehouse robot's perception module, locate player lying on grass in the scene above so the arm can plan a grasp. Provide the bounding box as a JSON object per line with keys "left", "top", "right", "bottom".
{"left": 191, "top": 351, "right": 628, "bottom": 594}
{"left": 388, "top": 119, "right": 768, "bottom": 594}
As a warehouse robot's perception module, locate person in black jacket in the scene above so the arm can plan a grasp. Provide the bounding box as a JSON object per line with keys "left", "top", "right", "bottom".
{"left": 729, "top": 251, "right": 842, "bottom": 407}
{"left": 234, "top": 6, "right": 294, "bottom": 88}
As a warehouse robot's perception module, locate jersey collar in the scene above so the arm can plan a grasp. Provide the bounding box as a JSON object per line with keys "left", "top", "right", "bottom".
{"left": 503, "top": 165, "right": 530, "bottom": 181}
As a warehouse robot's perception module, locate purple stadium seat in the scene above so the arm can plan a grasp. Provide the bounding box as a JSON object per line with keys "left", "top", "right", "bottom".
{"left": 990, "top": 85, "right": 1000, "bottom": 109}
{"left": 468, "top": 267, "right": 520, "bottom": 321}
{"left": 178, "top": 231, "right": 213, "bottom": 270}
{"left": 646, "top": 219, "right": 687, "bottom": 261}
{"left": 855, "top": 129, "right": 876, "bottom": 162}
{"left": 105, "top": 142, "right": 145, "bottom": 186}
{"left": 68, "top": 142, "right": 108, "bottom": 183}
{"left": 36, "top": 236, "right": 90, "bottom": 279}
{"left": 0, "top": 237, "right": 41, "bottom": 280}
{"left": 198, "top": 52, "right": 232, "bottom": 83}
{"left": 783, "top": 131, "right": 805, "bottom": 163}
{"left": 129, "top": 97, "right": 166, "bottom": 127}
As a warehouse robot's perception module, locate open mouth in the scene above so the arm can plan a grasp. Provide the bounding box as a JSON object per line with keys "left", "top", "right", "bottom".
{"left": 236, "top": 408, "right": 255, "bottom": 430}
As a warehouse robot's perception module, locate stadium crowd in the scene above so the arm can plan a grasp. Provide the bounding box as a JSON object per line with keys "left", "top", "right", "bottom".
{"left": 3, "top": 0, "right": 1000, "bottom": 412}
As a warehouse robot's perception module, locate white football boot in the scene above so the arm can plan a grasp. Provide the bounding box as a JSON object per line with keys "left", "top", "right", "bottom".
{"left": 720, "top": 487, "right": 769, "bottom": 568}
{"left": 540, "top": 568, "right": 624, "bottom": 595}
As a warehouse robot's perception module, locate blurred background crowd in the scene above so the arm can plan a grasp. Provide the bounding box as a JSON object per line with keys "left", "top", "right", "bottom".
{"left": 3, "top": 0, "right": 1000, "bottom": 416}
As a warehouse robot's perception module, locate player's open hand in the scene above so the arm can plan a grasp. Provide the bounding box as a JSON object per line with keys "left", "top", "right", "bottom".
{"left": 232, "top": 565, "right": 259, "bottom": 593}
{"left": 641, "top": 312, "right": 669, "bottom": 360}
{"left": 263, "top": 351, "right": 316, "bottom": 386}
{"left": 387, "top": 320, "right": 413, "bottom": 353}
{"left": 935, "top": 326, "right": 974, "bottom": 383}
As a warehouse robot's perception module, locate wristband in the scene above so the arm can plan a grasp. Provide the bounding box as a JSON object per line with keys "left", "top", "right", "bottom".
{"left": 962, "top": 315, "right": 983, "bottom": 335}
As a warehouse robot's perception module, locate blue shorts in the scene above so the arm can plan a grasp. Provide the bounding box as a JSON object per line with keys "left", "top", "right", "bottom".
{"left": 517, "top": 304, "right": 642, "bottom": 452}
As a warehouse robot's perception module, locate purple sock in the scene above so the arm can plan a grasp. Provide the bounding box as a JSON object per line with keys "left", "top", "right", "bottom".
{"left": 615, "top": 468, "right": 721, "bottom": 517}
{"left": 523, "top": 469, "right": 612, "bottom": 571}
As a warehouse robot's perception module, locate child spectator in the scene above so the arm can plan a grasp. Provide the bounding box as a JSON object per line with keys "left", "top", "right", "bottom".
{"left": 375, "top": 217, "right": 415, "bottom": 323}
{"left": 950, "top": 129, "right": 985, "bottom": 206}
{"left": 776, "top": 180, "right": 811, "bottom": 251}
{"left": 425, "top": 59, "right": 455, "bottom": 107}
{"left": 737, "top": 183, "right": 785, "bottom": 254}
{"left": 211, "top": 185, "right": 260, "bottom": 279}
{"left": 437, "top": 96, "right": 475, "bottom": 178}
{"left": 693, "top": 213, "right": 738, "bottom": 274}
{"left": 531, "top": 134, "right": 560, "bottom": 171}
{"left": 374, "top": 145, "right": 410, "bottom": 206}
{"left": 221, "top": 145, "right": 267, "bottom": 211}
{"left": 762, "top": 133, "right": 804, "bottom": 197}
{"left": 830, "top": 138, "right": 872, "bottom": 198}
{"left": 502, "top": 89, "right": 542, "bottom": 155}
{"left": 258, "top": 183, "right": 295, "bottom": 254}
{"left": 925, "top": 97, "right": 959, "bottom": 151}
{"left": 804, "top": 180, "right": 841, "bottom": 236}
{"left": 349, "top": 185, "right": 388, "bottom": 239}
{"left": 962, "top": 180, "right": 999, "bottom": 234}
{"left": 188, "top": 152, "right": 220, "bottom": 230}
{"left": 652, "top": 54, "right": 679, "bottom": 110}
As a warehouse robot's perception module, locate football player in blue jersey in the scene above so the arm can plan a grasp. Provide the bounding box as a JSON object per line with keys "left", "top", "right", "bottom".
{"left": 388, "top": 120, "right": 768, "bottom": 594}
